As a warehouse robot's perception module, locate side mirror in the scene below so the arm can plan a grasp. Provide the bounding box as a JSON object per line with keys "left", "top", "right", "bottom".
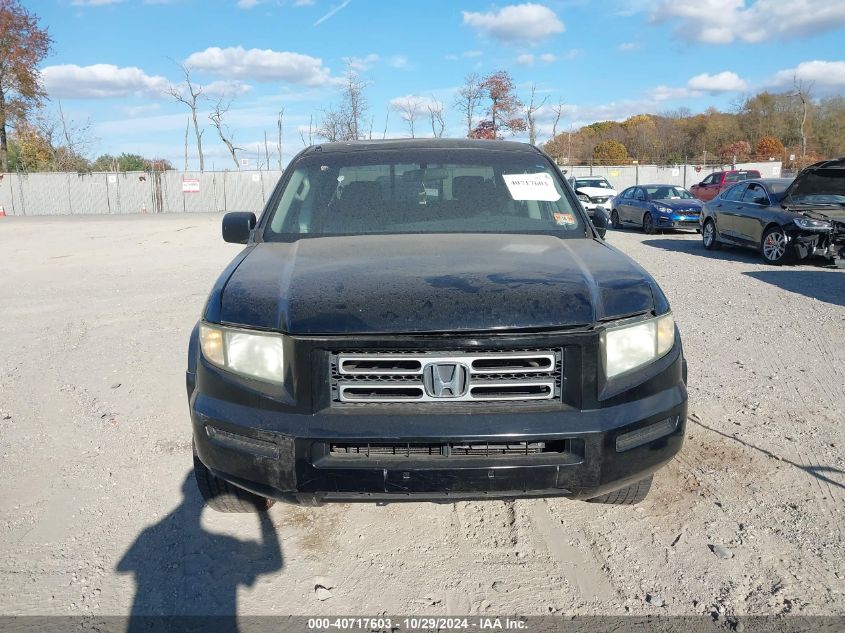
{"left": 592, "top": 206, "right": 608, "bottom": 237}
{"left": 222, "top": 211, "right": 257, "bottom": 244}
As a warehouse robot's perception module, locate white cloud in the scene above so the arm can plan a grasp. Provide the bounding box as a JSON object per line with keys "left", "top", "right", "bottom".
{"left": 539, "top": 53, "right": 557, "bottom": 63}
{"left": 516, "top": 53, "right": 535, "bottom": 65}
{"left": 122, "top": 103, "right": 161, "bottom": 118}
{"left": 389, "top": 55, "right": 409, "bottom": 69}
{"left": 651, "top": 0, "right": 845, "bottom": 44}
{"left": 445, "top": 50, "right": 484, "bottom": 61}
{"left": 651, "top": 85, "right": 700, "bottom": 101}
{"left": 236, "top": 0, "right": 261, "bottom": 7}
{"left": 202, "top": 80, "right": 254, "bottom": 96}
{"left": 687, "top": 71, "right": 747, "bottom": 92}
{"left": 617, "top": 42, "right": 640, "bottom": 52}
{"left": 344, "top": 53, "right": 379, "bottom": 71}
{"left": 184, "top": 46, "right": 333, "bottom": 85}
{"left": 41, "top": 64, "right": 168, "bottom": 99}
{"left": 463, "top": 3, "right": 564, "bottom": 43}
{"left": 769, "top": 60, "right": 845, "bottom": 92}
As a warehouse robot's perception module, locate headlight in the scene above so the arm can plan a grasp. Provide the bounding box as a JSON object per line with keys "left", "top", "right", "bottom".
{"left": 600, "top": 312, "right": 675, "bottom": 379}
{"left": 655, "top": 205, "right": 673, "bottom": 215}
{"left": 793, "top": 217, "right": 831, "bottom": 230}
{"left": 577, "top": 193, "right": 590, "bottom": 202}
{"left": 199, "top": 323, "right": 285, "bottom": 383}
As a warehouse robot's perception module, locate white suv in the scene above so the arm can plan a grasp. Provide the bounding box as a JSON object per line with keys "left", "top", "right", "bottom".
{"left": 568, "top": 176, "right": 617, "bottom": 213}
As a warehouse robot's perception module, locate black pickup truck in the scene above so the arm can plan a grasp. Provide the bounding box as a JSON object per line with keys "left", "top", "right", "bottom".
{"left": 186, "top": 139, "right": 687, "bottom": 511}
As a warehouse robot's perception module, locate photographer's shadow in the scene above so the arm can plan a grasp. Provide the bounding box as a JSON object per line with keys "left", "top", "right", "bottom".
{"left": 117, "top": 472, "right": 282, "bottom": 630}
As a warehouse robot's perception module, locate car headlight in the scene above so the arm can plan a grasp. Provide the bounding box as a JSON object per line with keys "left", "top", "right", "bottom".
{"left": 199, "top": 323, "right": 285, "bottom": 383}
{"left": 577, "top": 193, "right": 590, "bottom": 203}
{"left": 655, "top": 204, "right": 673, "bottom": 215}
{"left": 600, "top": 312, "right": 675, "bottom": 379}
{"left": 793, "top": 217, "right": 831, "bottom": 230}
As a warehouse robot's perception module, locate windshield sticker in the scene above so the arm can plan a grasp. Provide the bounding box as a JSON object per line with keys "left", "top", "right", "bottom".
{"left": 502, "top": 173, "right": 561, "bottom": 202}
{"left": 554, "top": 212, "right": 576, "bottom": 227}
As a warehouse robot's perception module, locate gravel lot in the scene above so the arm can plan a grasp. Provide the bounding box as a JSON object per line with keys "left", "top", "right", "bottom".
{"left": 0, "top": 214, "right": 843, "bottom": 619}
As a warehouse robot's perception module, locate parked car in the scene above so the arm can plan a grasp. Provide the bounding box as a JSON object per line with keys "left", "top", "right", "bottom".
{"left": 568, "top": 176, "right": 617, "bottom": 213}
{"left": 187, "top": 139, "right": 687, "bottom": 511}
{"left": 690, "top": 169, "right": 762, "bottom": 201}
{"left": 700, "top": 158, "right": 845, "bottom": 265}
{"left": 610, "top": 184, "right": 703, "bottom": 234}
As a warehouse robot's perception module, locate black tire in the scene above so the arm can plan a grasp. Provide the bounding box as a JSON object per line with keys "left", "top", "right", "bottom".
{"left": 588, "top": 475, "right": 653, "bottom": 505}
{"left": 702, "top": 219, "right": 721, "bottom": 250}
{"left": 611, "top": 210, "right": 622, "bottom": 230}
{"left": 193, "top": 451, "right": 275, "bottom": 513}
{"left": 643, "top": 213, "right": 655, "bottom": 234}
{"left": 761, "top": 225, "right": 792, "bottom": 265}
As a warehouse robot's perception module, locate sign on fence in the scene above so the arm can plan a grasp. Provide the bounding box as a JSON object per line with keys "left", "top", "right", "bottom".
{"left": 181, "top": 178, "right": 200, "bottom": 193}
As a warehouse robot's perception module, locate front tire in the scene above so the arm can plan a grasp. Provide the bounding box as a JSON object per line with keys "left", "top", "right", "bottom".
{"left": 643, "top": 213, "right": 655, "bottom": 234}
{"left": 611, "top": 210, "right": 622, "bottom": 230}
{"left": 588, "top": 475, "right": 653, "bottom": 505}
{"left": 702, "top": 219, "right": 721, "bottom": 250}
{"left": 761, "top": 226, "right": 792, "bottom": 265}
{"left": 193, "top": 450, "right": 275, "bottom": 513}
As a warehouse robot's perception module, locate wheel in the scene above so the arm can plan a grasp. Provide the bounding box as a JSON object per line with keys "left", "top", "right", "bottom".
{"left": 643, "top": 213, "right": 655, "bottom": 234}
{"left": 761, "top": 225, "right": 792, "bottom": 265}
{"left": 588, "top": 475, "right": 653, "bottom": 505}
{"left": 611, "top": 210, "right": 622, "bottom": 230}
{"left": 193, "top": 450, "right": 275, "bottom": 513}
{"left": 702, "top": 220, "right": 721, "bottom": 250}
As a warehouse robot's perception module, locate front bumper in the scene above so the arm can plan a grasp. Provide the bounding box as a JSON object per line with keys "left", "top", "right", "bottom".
{"left": 187, "top": 330, "right": 688, "bottom": 504}
{"left": 657, "top": 214, "right": 700, "bottom": 230}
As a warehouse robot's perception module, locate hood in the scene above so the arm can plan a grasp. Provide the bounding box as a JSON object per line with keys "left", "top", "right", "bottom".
{"left": 214, "top": 234, "right": 663, "bottom": 335}
{"left": 783, "top": 157, "right": 845, "bottom": 202}
{"left": 651, "top": 198, "right": 703, "bottom": 211}
{"left": 576, "top": 186, "right": 617, "bottom": 198}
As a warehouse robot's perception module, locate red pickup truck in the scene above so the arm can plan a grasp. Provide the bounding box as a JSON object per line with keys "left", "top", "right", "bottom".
{"left": 690, "top": 169, "right": 762, "bottom": 201}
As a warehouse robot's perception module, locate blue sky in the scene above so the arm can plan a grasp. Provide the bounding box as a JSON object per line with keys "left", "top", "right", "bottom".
{"left": 33, "top": 0, "right": 845, "bottom": 169}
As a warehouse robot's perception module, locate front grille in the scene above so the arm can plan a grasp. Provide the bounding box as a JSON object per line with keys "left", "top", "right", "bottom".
{"left": 331, "top": 350, "right": 562, "bottom": 404}
{"left": 591, "top": 196, "right": 609, "bottom": 204}
{"left": 329, "top": 440, "right": 576, "bottom": 458}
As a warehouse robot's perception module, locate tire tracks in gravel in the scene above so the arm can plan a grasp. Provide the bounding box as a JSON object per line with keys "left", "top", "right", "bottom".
{"left": 531, "top": 500, "right": 617, "bottom": 603}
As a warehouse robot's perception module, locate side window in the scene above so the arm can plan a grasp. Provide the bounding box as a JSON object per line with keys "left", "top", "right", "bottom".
{"left": 702, "top": 174, "right": 716, "bottom": 185}
{"left": 741, "top": 183, "right": 768, "bottom": 205}
{"left": 723, "top": 184, "right": 746, "bottom": 202}
{"left": 634, "top": 188, "right": 646, "bottom": 201}
{"left": 620, "top": 187, "right": 632, "bottom": 199}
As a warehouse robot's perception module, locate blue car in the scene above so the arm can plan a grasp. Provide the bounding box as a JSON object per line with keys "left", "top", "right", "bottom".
{"left": 610, "top": 184, "right": 703, "bottom": 234}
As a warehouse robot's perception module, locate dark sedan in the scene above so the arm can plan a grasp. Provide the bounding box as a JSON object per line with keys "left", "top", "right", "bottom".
{"left": 700, "top": 159, "right": 845, "bottom": 266}
{"left": 610, "top": 184, "right": 703, "bottom": 234}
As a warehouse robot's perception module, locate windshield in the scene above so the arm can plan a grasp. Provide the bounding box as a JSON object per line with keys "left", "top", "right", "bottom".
{"left": 575, "top": 178, "right": 613, "bottom": 189}
{"left": 264, "top": 149, "right": 586, "bottom": 239}
{"left": 645, "top": 186, "right": 694, "bottom": 200}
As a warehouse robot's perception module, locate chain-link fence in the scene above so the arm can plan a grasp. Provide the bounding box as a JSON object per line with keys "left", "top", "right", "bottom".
{"left": 0, "top": 162, "right": 784, "bottom": 217}
{"left": 0, "top": 170, "right": 283, "bottom": 217}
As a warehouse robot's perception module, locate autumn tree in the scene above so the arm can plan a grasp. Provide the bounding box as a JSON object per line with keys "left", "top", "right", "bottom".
{"left": 0, "top": 0, "right": 52, "bottom": 172}
{"left": 755, "top": 136, "right": 785, "bottom": 160}
{"left": 479, "top": 71, "right": 526, "bottom": 138}
{"left": 592, "top": 140, "right": 628, "bottom": 164}
{"left": 718, "top": 140, "right": 751, "bottom": 163}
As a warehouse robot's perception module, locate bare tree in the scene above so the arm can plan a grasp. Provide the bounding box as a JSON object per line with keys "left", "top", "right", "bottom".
{"left": 208, "top": 98, "right": 242, "bottom": 169}
{"left": 525, "top": 83, "right": 548, "bottom": 145}
{"left": 300, "top": 114, "right": 314, "bottom": 146}
{"left": 264, "top": 130, "right": 270, "bottom": 171}
{"left": 382, "top": 111, "right": 389, "bottom": 139}
{"left": 428, "top": 99, "right": 446, "bottom": 138}
{"left": 183, "top": 118, "right": 189, "bottom": 171}
{"left": 316, "top": 107, "right": 344, "bottom": 142}
{"left": 342, "top": 69, "right": 368, "bottom": 140}
{"left": 276, "top": 108, "right": 284, "bottom": 169}
{"left": 34, "top": 104, "right": 96, "bottom": 171}
{"left": 454, "top": 72, "right": 484, "bottom": 138}
{"left": 165, "top": 63, "right": 205, "bottom": 171}
{"left": 392, "top": 96, "right": 425, "bottom": 138}
{"left": 551, "top": 100, "right": 566, "bottom": 139}
{"left": 790, "top": 75, "right": 814, "bottom": 166}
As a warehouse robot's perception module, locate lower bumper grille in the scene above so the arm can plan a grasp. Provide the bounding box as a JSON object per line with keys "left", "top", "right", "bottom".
{"left": 328, "top": 440, "right": 578, "bottom": 458}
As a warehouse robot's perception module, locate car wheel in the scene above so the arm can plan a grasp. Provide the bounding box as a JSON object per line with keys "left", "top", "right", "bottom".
{"left": 588, "top": 475, "right": 653, "bottom": 505}
{"left": 643, "top": 213, "right": 655, "bottom": 235}
{"left": 761, "top": 226, "right": 792, "bottom": 265}
{"left": 702, "top": 220, "right": 721, "bottom": 250}
{"left": 611, "top": 210, "right": 622, "bottom": 229}
{"left": 193, "top": 449, "right": 275, "bottom": 513}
